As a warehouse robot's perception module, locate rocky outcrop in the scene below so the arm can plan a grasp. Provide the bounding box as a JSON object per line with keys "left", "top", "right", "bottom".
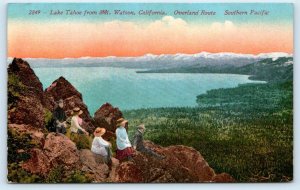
{"left": 21, "top": 133, "right": 112, "bottom": 182}
{"left": 8, "top": 58, "right": 44, "bottom": 98}
{"left": 7, "top": 58, "right": 48, "bottom": 128}
{"left": 115, "top": 141, "right": 235, "bottom": 183}
{"left": 93, "top": 103, "right": 123, "bottom": 135}
{"left": 44, "top": 77, "right": 95, "bottom": 133}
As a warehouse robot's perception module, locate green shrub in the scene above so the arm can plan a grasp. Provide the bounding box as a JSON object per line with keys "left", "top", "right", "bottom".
{"left": 44, "top": 109, "right": 53, "bottom": 127}
{"left": 37, "top": 165, "right": 92, "bottom": 183}
{"left": 67, "top": 128, "right": 92, "bottom": 150}
{"left": 7, "top": 127, "right": 40, "bottom": 164}
{"left": 45, "top": 166, "right": 64, "bottom": 183}
{"left": 64, "top": 170, "right": 92, "bottom": 183}
{"left": 7, "top": 163, "right": 42, "bottom": 183}
{"left": 8, "top": 74, "right": 26, "bottom": 108}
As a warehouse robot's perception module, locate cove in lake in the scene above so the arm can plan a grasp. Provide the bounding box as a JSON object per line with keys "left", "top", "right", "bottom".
{"left": 33, "top": 67, "right": 264, "bottom": 113}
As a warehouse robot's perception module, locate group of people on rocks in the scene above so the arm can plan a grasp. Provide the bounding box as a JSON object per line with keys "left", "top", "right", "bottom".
{"left": 51, "top": 99, "right": 165, "bottom": 165}
{"left": 52, "top": 99, "right": 89, "bottom": 135}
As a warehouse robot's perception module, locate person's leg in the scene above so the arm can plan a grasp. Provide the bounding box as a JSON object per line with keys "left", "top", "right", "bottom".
{"left": 127, "top": 148, "right": 134, "bottom": 161}
{"left": 56, "top": 125, "right": 61, "bottom": 133}
{"left": 142, "top": 147, "right": 165, "bottom": 159}
{"left": 61, "top": 123, "right": 67, "bottom": 134}
{"left": 105, "top": 147, "right": 112, "bottom": 159}
{"left": 127, "top": 155, "right": 134, "bottom": 161}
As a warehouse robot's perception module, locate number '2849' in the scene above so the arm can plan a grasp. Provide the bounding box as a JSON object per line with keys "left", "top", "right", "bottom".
{"left": 29, "top": 10, "right": 41, "bottom": 15}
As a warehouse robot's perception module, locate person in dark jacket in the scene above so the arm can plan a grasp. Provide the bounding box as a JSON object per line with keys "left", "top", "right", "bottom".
{"left": 53, "top": 99, "right": 67, "bottom": 134}
{"left": 132, "top": 124, "right": 165, "bottom": 159}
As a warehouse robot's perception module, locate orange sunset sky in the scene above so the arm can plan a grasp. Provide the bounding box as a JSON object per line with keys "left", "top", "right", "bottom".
{"left": 8, "top": 4, "right": 293, "bottom": 58}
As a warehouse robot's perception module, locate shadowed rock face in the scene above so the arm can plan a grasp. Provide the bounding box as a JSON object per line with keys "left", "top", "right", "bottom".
{"left": 8, "top": 58, "right": 235, "bottom": 183}
{"left": 115, "top": 141, "right": 235, "bottom": 183}
{"left": 93, "top": 103, "right": 123, "bottom": 134}
{"left": 8, "top": 124, "right": 45, "bottom": 148}
{"left": 44, "top": 76, "right": 95, "bottom": 133}
{"left": 8, "top": 58, "right": 44, "bottom": 98}
{"left": 8, "top": 97, "right": 46, "bottom": 129}
{"left": 8, "top": 58, "right": 47, "bottom": 128}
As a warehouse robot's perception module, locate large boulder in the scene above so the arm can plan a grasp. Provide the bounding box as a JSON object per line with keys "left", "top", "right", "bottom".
{"left": 79, "top": 149, "right": 109, "bottom": 182}
{"left": 115, "top": 141, "right": 235, "bottom": 183}
{"left": 93, "top": 103, "right": 123, "bottom": 134}
{"left": 22, "top": 133, "right": 81, "bottom": 176}
{"left": 43, "top": 133, "right": 80, "bottom": 169}
{"left": 44, "top": 77, "right": 95, "bottom": 133}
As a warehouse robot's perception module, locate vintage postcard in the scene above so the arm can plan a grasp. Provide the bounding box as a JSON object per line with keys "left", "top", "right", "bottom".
{"left": 7, "top": 3, "right": 293, "bottom": 183}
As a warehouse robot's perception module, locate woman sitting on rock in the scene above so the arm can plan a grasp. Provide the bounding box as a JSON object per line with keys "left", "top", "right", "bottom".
{"left": 70, "top": 107, "right": 89, "bottom": 135}
{"left": 91, "top": 127, "right": 112, "bottom": 164}
{"left": 115, "top": 118, "right": 134, "bottom": 161}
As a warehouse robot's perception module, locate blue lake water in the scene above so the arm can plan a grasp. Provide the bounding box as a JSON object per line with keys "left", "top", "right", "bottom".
{"left": 33, "top": 67, "right": 264, "bottom": 114}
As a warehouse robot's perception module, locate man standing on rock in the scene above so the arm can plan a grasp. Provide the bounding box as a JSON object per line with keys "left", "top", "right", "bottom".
{"left": 132, "top": 124, "right": 165, "bottom": 160}
{"left": 53, "top": 99, "right": 67, "bottom": 134}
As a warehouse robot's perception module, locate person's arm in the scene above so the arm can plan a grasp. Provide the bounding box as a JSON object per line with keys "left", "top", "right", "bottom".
{"left": 62, "top": 111, "right": 67, "bottom": 122}
{"left": 72, "top": 117, "right": 86, "bottom": 132}
{"left": 97, "top": 138, "right": 110, "bottom": 147}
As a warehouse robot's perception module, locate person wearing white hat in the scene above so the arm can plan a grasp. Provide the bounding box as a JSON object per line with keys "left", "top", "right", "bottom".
{"left": 91, "top": 127, "right": 112, "bottom": 164}
{"left": 70, "top": 107, "right": 88, "bottom": 135}
{"left": 115, "top": 118, "right": 134, "bottom": 161}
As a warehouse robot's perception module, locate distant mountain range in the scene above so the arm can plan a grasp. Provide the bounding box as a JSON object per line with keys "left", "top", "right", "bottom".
{"left": 7, "top": 52, "right": 292, "bottom": 70}
{"left": 138, "top": 57, "right": 293, "bottom": 82}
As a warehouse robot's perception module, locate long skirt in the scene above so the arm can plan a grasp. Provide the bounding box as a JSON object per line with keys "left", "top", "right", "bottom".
{"left": 93, "top": 148, "right": 112, "bottom": 165}
{"left": 116, "top": 147, "right": 134, "bottom": 161}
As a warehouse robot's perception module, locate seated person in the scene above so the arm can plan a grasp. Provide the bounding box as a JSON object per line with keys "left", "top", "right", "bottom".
{"left": 115, "top": 118, "right": 134, "bottom": 161}
{"left": 70, "top": 107, "right": 89, "bottom": 135}
{"left": 53, "top": 99, "right": 67, "bottom": 134}
{"left": 132, "top": 124, "right": 165, "bottom": 160}
{"left": 91, "top": 127, "right": 112, "bottom": 165}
